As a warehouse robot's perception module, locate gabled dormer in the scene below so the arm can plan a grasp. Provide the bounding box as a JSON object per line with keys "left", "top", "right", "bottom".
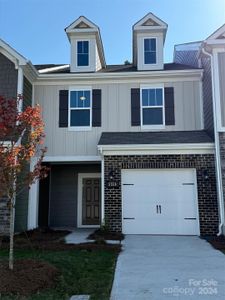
{"left": 133, "top": 13, "right": 168, "bottom": 71}
{"left": 204, "top": 23, "right": 225, "bottom": 51}
{"left": 65, "top": 16, "right": 106, "bottom": 72}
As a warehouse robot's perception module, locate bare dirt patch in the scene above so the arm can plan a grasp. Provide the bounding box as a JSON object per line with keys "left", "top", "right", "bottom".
{"left": 0, "top": 259, "right": 59, "bottom": 296}
{"left": 205, "top": 236, "right": 225, "bottom": 250}
{"left": 88, "top": 229, "right": 124, "bottom": 241}
{"left": 0, "top": 228, "right": 121, "bottom": 252}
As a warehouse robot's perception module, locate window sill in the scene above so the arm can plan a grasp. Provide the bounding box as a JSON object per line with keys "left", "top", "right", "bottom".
{"left": 141, "top": 125, "right": 166, "bottom": 131}
{"left": 68, "top": 127, "right": 92, "bottom": 132}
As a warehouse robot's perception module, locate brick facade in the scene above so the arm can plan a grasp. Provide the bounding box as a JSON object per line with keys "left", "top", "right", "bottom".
{"left": 219, "top": 132, "right": 225, "bottom": 211}
{"left": 104, "top": 154, "right": 219, "bottom": 235}
{"left": 0, "top": 197, "right": 10, "bottom": 235}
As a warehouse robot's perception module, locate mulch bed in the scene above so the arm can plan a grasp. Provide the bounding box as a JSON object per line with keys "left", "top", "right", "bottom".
{"left": 205, "top": 236, "right": 225, "bottom": 250}
{"left": 0, "top": 228, "right": 121, "bottom": 253}
{"left": 88, "top": 229, "right": 124, "bottom": 241}
{"left": 0, "top": 259, "right": 59, "bottom": 296}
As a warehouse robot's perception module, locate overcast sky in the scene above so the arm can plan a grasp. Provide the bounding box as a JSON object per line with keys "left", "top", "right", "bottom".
{"left": 0, "top": 0, "right": 225, "bottom": 65}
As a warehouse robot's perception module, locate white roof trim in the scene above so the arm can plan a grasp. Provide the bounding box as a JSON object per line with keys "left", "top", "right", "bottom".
{"left": 98, "top": 143, "right": 214, "bottom": 151}
{"left": 133, "top": 12, "right": 168, "bottom": 30}
{"left": 43, "top": 155, "right": 101, "bottom": 162}
{"left": 206, "top": 23, "right": 225, "bottom": 41}
{"left": 98, "top": 143, "right": 214, "bottom": 155}
{"left": 65, "top": 16, "right": 99, "bottom": 33}
{"left": 38, "top": 64, "right": 70, "bottom": 74}
{"left": 34, "top": 68, "right": 203, "bottom": 84}
{"left": 0, "top": 38, "right": 28, "bottom": 66}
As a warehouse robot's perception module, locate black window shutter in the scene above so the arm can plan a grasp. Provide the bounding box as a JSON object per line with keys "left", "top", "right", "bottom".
{"left": 92, "top": 89, "right": 101, "bottom": 127}
{"left": 59, "top": 90, "right": 68, "bottom": 127}
{"left": 165, "top": 87, "right": 175, "bottom": 126}
{"left": 131, "top": 88, "right": 140, "bottom": 126}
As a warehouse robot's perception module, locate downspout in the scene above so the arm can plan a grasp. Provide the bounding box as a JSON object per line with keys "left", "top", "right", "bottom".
{"left": 17, "top": 66, "right": 24, "bottom": 112}
{"left": 202, "top": 46, "right": 224, "bottom": 235}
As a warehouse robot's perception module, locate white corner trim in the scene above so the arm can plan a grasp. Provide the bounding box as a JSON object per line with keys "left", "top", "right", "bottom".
{"left": 101, "top": 158, "right": 104, "bottom": 224}
{"left": 212, "top": 49, "right": 224, "bottom": 130}
{"left": 98, "top": 143, "right": 215, "bottom": 156}
{"left": 27, "top": 158, "right": 39, "bottom": 230}
{"left": 43, "top": 156, "right": 101, "bottom": 162}
{"left": 77, "top": 173, "right": 101, "bottom": 228}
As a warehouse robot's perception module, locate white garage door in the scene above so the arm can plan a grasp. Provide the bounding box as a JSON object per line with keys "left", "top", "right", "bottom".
{"left": 122, "top": 169, "right": 200, "bottom": 235}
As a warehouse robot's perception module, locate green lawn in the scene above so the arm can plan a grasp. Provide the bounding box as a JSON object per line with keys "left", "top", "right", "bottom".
{"left": 0, "top": 249, "right": 118, "bottom": 300}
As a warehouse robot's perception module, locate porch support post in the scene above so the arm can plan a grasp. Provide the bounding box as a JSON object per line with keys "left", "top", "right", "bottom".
{"left": 27, "top": 157, "right": 39, "bottom": 229}
{"left": 101, "top": 156, "right": 105, "bottom": 224}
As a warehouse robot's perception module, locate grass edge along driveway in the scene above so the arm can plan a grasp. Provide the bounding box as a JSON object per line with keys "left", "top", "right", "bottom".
{"left": 0, "top": 248, "right": 119, "bottom": 300}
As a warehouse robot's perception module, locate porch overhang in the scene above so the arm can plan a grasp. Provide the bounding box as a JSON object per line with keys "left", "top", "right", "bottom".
{"left": 98, "top": 131, "right": 214, "bottom": 156}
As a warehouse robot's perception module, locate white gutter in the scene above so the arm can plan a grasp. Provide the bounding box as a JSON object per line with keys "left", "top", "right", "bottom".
{"left": 98, "top": 143, "right": 214, "bottom": 151}
{"left": 202, "top": 46, "right": 224, "bottom": 235}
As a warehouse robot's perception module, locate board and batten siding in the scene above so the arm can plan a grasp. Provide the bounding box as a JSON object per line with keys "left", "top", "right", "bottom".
{"left": 219, "top": 53, "right": 225, "bottom": 128}
{"left": 34, "top": 80, "right": 202, "bottom": 157}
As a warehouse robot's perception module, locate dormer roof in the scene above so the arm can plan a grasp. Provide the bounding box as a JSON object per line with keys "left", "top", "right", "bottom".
{"left": 206, "top": 23, "right": 225, "bottom": 41}
{"left": 133, "top": 12, "right": 168, "bottom": 43}
{"left": 65, "top": 16, "right": 106, "bottom": 68}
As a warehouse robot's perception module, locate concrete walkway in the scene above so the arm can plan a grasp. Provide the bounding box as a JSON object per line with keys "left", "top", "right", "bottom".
{"left": 110, "top": 236, "right": 225, "bottom": 300}
{"left": 65, "top": 229, "right": 94, "bottom": 244}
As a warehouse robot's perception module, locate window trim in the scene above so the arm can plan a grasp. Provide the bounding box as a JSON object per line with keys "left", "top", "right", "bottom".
{"left": 140, "top": 84, "right": 165, "bottom": 130}
{"left": 76, "top": 40, "right": 90, "bottom": 68}
{"left": 68, "top": 86, "right": 92, "bottom": 131}
{"left": 143, "top": 37, "right": 157, "bottom": 66}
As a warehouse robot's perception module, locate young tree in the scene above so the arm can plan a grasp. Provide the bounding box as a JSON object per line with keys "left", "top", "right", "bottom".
{"left": 0, "top": 95, "right": 48, "bottom": 270}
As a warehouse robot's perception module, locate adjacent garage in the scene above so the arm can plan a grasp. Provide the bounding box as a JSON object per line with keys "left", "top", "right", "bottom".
{"left": 122, "top": 169, "right": 200, "bottom": 235}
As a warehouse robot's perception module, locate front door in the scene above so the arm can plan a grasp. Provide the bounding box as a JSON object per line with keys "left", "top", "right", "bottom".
{"left": 82, "top": 178, "right": 101, "bottom": 225}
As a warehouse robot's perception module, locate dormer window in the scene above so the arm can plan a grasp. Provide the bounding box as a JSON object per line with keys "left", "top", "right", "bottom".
{"left": 144, "top": 38, "right": 156, "bottom": 64}
{"left": 77, "top": 41, "right": 89, "bottom": 66}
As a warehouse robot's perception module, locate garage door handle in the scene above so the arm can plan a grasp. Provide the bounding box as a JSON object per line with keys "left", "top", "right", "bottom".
{"left": 123, "top": 217, "right": 135, "bottom": 220}
{"left": 184, "top": 218, "right": 196, "bottom": 220}
{"left": 123, "top": 184, "right": 134, "bottom": 186}
{"left": 156, "top": 205, "right": 162, "bottom": 214}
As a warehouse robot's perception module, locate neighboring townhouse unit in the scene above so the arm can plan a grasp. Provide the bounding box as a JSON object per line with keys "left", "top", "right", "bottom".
{"left": 0, "top": 39, "right": 37, "bottom": 234}
{"left": 0, "top": 13, "right": 220, "bottom": 236}
{"left": 174, "top": 24, "right": 225, "bottom": 234}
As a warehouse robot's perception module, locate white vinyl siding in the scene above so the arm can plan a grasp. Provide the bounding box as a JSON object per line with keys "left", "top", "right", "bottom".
{"left": 34, "top": 80, "right": 202, "bottom": 156}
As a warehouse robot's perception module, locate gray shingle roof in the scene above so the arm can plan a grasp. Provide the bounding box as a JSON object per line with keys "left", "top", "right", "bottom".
{"left": 98, "top": 131, "right": 213, "bottom": 145}
{"left": 34, "top": 63, "right": 200, "bottom": 74}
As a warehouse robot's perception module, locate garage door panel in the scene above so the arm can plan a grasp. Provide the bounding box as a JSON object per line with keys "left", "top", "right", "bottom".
{"left": 122, "top": 169, "right": 199, "bottom": 235}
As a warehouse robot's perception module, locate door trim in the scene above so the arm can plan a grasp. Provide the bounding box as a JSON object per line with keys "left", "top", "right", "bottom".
{"left": 77, "top": 173, "right": 101, "bottom": 228}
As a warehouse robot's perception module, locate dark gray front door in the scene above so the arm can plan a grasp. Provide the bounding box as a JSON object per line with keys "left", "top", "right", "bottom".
{"left": 82, "top": 178, "right": 101, "bottom": 225}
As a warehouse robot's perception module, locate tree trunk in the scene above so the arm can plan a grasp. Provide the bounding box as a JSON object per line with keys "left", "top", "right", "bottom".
{"left": 9, "top": 197, "right": 15, "bottom": 270}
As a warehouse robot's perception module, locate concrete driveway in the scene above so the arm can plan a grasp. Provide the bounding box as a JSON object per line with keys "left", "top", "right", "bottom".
{"left": 110, "top": 236, "right": 225, "bottom": 300}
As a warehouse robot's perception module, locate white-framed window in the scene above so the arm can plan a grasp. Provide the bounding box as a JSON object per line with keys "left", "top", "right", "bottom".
{"left": 144, "top": 38, "right": 157, "bottom": 65}
{"left": 141, "top": 85, "right": 165, "bottom": 129}
{"left": 77, "top": 41, "right": 89, "bottom": 66}
{"left": 68, "top": 87, "right": 92, "bottom": 131}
